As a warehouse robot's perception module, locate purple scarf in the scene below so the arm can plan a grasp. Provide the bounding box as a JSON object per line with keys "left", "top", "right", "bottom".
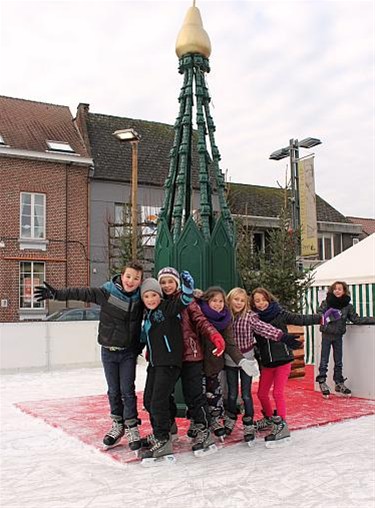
{"left": 199, "top": 300, "right": 232, "bottom": 331}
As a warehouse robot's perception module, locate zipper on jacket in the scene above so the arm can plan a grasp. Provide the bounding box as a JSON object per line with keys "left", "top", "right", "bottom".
{"left": 189, "top": 337, "right": 197, "bottom": 358}
{"left": 164, "top": 335, "right": 172, "bottom": 353}
{"left": 267, "top": 340, "right": 273, "bottom": 362}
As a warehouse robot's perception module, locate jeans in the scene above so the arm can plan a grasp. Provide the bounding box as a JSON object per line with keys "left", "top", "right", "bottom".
{"left": 181, "top": 361, "right": 210, "bottom": 427}
{"left": 101, "top": 346, "right": 138, "bottom": 422}
{"left": 143, "top": 365, "right": 181, "bottom": 441}
{"left": 226, "top": 366, "right": 254, "bottom": 418}
{"left": 317, "top": 333, "right": 344, "bottom": 384}
{"left": 257, "top": 363, "right": 291, "bottom": 420}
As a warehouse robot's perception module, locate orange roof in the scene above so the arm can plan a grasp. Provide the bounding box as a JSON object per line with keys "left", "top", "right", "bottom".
{"left": 347, "top": 216, "right": 375, "bottom": 236}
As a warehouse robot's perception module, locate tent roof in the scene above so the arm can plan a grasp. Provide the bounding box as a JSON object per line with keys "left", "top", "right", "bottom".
{"left": 312, "top": 234, "right": 375, "bottom": 286}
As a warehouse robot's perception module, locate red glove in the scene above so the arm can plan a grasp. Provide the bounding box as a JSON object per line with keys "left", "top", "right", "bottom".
{"left": 211, "top": 332, "right": 225, "bottom": 357}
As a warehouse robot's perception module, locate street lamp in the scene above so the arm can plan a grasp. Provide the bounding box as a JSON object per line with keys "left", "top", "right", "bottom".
{"left": 269, "top": 137, "right": 322, "bottom": 234}
{"left": 112, "top": 128, "right": 141, "bottom": 260}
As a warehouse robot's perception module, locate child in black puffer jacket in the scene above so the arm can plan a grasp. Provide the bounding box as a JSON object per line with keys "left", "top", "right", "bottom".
{"left": 316, "top": 280, "right": 375, "bottom": 396}
{"left": 249, "top": 287, "right": 321, "bottom": 445}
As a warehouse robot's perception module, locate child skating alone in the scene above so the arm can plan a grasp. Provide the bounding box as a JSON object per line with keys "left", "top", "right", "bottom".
{"left": 225, "top": 287, "right": 300, "bottom": 445}
{"left": 139, "top": 271, "right": 194, "bottom": 465}
{"left": 249, "top": 287, "right": 319, "bottom": 445}
{"left": 316, "top": 280, "right": 375, "bottom": 397}
{"left": 34, "top": 261, "right": 144, "bottom": 452}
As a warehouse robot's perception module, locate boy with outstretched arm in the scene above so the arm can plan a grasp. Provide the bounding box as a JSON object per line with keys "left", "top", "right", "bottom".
{"left": 34, "top": 261, "right": 144, "bottom": 452}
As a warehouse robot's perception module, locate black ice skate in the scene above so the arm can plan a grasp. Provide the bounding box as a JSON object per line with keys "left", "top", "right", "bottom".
{"left": 102, "top": 419, "right": 125, "bottom": 450}
{"left": 335, "top": 380, "right": 352, "bottom": 397}
{"left": 124, "top": 418, "right": 141, "bottom": 452}
{"left": 191, "top": 425, "right": 218, "bottom": 457}
{"left": 319, "top": 381, "right": 331, "bottom": 399}
{"left": 187, "top": 420, "right": 199, "bottom": 440}
{"left": 243, "top": 416, "right": 255, "bottom": 446}
{"left": 140, "top": 437, "right": 176, "bottom": 467}
{"left": 210, "top": 416, "right": 226, "bottom": 441}
{"left": 264, "top": 416, "right": 291, "bottom": 448}
{"left": 140, "top": 433, "right": 156, "bottom": 449}
{"left": 223, "top": 411, "right": 237, "bottom": 436}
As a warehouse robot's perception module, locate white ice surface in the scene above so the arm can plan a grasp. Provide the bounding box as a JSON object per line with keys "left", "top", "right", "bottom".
{"left": 1, "top": 362, "right": 374, "bottom": 508}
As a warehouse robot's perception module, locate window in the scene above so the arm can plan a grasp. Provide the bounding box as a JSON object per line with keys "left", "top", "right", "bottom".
{"left": 318, "top": 234, "right": 334, "bottom": 260}
{"left": 20, "top": 192, "right": 45, "bottom": 240}
{"left": 46, "top": 140, "right": 75, "bottom": 153}
{"left": 253, "top": 232, "right": 265, "bottom": 253}
{"left": 19, "top": 261, "right": 45, "bottom": 309}
{"left": 0, "top": 134, "right": 6, "bottom": 145}
{"left": 113, "top": 203, "right": 130, "bottom": 238}
{"left": 141, "top": 206, "right": 161, "bottom": 246}
{"left": 353, "top": 238, "right": 359, "bottom": 245}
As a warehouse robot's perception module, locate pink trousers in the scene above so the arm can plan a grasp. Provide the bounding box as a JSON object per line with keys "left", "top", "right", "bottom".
{"left": 257, "top": 363, "right": 292, "bottom": 420}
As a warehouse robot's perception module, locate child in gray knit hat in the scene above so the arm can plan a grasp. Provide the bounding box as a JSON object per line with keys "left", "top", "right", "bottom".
{"left": 139, "top": 271, "right": 195, "bottom": 465}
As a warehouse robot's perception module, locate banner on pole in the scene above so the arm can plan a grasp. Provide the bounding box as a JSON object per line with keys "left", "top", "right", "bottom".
{"left": 298, "top": 156, "right": 318, "bottom": 257}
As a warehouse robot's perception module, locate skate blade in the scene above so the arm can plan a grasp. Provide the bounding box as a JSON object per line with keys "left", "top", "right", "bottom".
{"left": 265, "top": 437, "right": 291, "bottom": 449}
{"left": 193, "top": 444, "right": 218, "bottom": 458}
{"left": 102, "top": 441, "right": 122, "bottom": 451}
{"left": 335, "top": 392, "right": 351, "bottom": 397}
{"left": 141, "top": 454, "right": 176, "bottom": 467}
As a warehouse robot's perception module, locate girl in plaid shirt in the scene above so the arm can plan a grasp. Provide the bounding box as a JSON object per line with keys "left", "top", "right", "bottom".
{"left": 224, "top": 287, "right": 295, "bottom": 444}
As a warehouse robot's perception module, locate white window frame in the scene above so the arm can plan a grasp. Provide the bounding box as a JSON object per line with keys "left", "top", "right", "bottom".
{"left": 318, "top": 233, "right": 334, "bottom": 260}
{"left": 19, "top": 192, "right": 48, "bottom": 250}
{"left": 46, "top": 140, "right": 75, "bottom": 153}
{"left": 19, "top": 261, "right": 45, "bottom": 311}
{"left": 141, "top": 205, "right": 160, "bottom": 246}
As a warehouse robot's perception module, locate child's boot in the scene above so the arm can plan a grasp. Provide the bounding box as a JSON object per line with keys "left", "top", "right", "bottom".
{"left": 243, "top": 416, "right": 255, "bottom": 445}
{"left": 335, "top": 379, "right": 351, "bottom": 396}
{"left": 140, "top": 437, "right": 176, "bottom": 467}
{"left": 254, "top": 410, "right": 273, "bottom": 432}
{"left": 187, "top": 419, "right": 199, "bottom": 439}
{"left": 102, "top": 416, "right": 125, "bottom": 450}
{"left": 223, "top": 411, "right": 237, "bottom": 436}
{"left": 209, "top": 410, "right": 226, "bottom": 440}
{"left": 191, "top": 424, "right": 217, "bottom": 457}
{"left": 264, "top": 416, "right": 291, "bottom": 448}
{"left": 124, "top": 418, "right": 141, "bottom": 452}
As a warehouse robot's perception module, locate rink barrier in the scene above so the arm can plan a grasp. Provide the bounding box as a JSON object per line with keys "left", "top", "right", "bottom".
{"left": 0, "top": 321, "right": 101, "bottom": 373}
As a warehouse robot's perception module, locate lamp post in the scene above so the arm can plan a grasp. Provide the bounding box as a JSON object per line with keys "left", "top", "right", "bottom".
{"left": 112, "top": 128, "right": 141, "bottom": 260}
{"left": 270, "top": 137, "right": 322, "bottom": 235}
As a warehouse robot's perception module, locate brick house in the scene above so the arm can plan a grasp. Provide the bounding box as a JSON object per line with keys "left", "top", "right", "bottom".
{"left": 347, "top": 216, "right": 375, "bottom": 240}
{"left": 0, "top": 97, "right": 93, "bottom": 322}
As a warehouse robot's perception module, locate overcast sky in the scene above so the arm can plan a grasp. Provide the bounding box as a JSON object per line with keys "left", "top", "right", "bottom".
{"left": 1, "top": 0, "right": 374, "bottom": 218}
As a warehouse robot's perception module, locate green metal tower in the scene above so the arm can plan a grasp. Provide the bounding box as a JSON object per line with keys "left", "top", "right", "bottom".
{"left": 154, "top": 2, "right": 236, "bottom": 291}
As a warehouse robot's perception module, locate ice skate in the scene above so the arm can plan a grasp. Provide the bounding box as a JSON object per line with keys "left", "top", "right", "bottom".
{"left": 187, "top": 420, "right": 199, "bottom": 440}
{"left": 264, "top": 416, "right": 291, "bottom": 448}
{"left": 140, "top": 433, "right": 156, "bottom": 449}
{"left": 210, "top": 416, "right": 226, "bottom": 441}
{"left": 102, "top": 419, "right": 124, "bottom": 450}
{"left": 223, "top": 411, "right": 237, "bottom": 436}
{"left": 318, "top": 381, "right": 330, "bottom": 398}
{"left": 335, "top": 380, "right": 351, "bottom": 397}
{"left": 124, "top": 418, "right": 141, "bottom": 452}
{"left": 170, "top": 420, "right": 179, "bottom": 442}
{"left": 192, "top": 425, "right": 218, "bottom": 457}
{"left": 140, "top": 437, "right": 176, "bottom": 467}
{"left": 243, "top": 416, "right": 255, "bottom": 447}
{"left": 255, "top": 412, "right": 273, "bottom": 433}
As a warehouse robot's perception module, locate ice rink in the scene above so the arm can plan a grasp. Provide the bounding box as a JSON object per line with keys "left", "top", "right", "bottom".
{"left": 1, "top": 363, "right": 374, "bottom": 508}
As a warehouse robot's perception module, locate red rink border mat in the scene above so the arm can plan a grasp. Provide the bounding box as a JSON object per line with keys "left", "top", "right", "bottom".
{"left": 15, "top": 366, "right": 375, "bottom": 465}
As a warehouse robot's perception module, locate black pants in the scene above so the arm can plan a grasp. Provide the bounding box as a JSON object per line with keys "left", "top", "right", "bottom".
{"left": 181, "top": 361, "right": 210, "bottom": 428}
{"left": 143, "top": 365, "right": 181, "bottom": 441}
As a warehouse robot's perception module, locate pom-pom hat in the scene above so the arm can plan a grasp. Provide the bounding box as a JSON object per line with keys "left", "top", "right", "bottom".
{"left": 157, "top": 267, "right": 180, "bottom": 289}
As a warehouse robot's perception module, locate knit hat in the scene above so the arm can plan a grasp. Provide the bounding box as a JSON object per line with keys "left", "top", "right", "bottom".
{"left": 140, "top": 278, "right": 163, "bottom": 298}
{"left": 157, "top": 267, "right": 180, "bottom": 289}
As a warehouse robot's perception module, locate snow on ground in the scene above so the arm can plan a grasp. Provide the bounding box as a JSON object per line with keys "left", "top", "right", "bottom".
{"left": 1, "top": 363, "right": 374, "bottom": 508}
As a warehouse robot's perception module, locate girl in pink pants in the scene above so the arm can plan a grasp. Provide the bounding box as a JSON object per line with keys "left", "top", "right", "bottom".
{"left": 249, "top": 287, "right": 321, "bottom": 445}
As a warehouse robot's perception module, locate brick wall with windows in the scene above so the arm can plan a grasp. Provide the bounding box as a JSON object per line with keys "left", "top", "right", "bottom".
{"left": 0, "top": 157, "right": 89, "bottom": 322}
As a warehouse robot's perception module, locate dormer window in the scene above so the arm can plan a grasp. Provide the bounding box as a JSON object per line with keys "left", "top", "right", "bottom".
{"left": 0, "top": 134, "right": 6, "bottom": 145}
{"left": 46, "top": 140, "right": 75, "bottom": 153}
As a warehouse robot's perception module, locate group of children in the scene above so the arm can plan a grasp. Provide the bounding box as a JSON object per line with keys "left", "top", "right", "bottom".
{"left": 34, "top": 263, "right": 375, "bottom": 465}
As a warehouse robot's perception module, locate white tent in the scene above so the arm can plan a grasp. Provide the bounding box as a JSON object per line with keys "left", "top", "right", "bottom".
{"left": 311, "top": 233, "right": 375, "bottom": 286}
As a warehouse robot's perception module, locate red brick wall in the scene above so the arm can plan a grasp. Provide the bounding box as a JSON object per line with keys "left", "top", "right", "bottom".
{"left": 0, "top": 157, "right": 90, "bottom": 322}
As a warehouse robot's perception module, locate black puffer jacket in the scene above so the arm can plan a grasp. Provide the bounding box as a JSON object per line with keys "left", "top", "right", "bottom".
{"left": 53, "top": 275, "right": 143, "bottom": 349}
{"left": 318, "top": 300, "right": 375, "bottom": 336}
{"left": 255, "top": 303, "right": 321, "bottom": 368}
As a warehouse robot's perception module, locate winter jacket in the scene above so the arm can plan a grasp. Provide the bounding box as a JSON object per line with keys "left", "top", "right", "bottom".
{"left": 180, "top": 299, "right": 221, "bottom": 362}
{"left": 143, "top": 292, "right": 193, "bottom": 368}
{"left": 53, "top": 275, "right": 143, "bottom": 349}
{"left": 255, "top": 305, "right": 321, "bottom": 368}
{"left": 203, "top": 324, "right": 243, "bottom": 377}
{"left": 318, "top": 300, "right": 375, "bottom": 337}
